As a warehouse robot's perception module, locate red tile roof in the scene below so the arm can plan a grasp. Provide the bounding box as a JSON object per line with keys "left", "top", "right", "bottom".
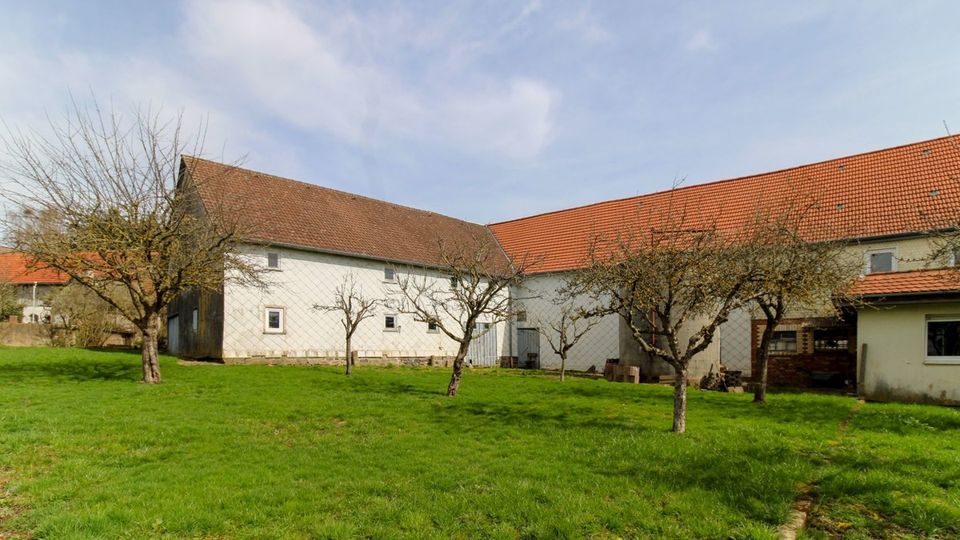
{"left": 490, "top": 135, "right": 960, "bottom": 274}
{"left": 849, "top": 268, "right": 960, "bottom": 298}
{"left": 0, "top": 250, "right": 70, "bottom": 285}
{"left": 183, "top": 157, "right": 511, "bottom": 271}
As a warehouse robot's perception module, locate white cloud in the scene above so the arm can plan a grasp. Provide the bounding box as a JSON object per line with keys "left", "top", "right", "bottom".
{"left": 685, "top": 30, "right": 718, "bottom": 52}
{"left": 556, "top": 8, "right": 613, "bottom": 44}
{"left": 179, "top": 0, "right": 559, "bottom": 160}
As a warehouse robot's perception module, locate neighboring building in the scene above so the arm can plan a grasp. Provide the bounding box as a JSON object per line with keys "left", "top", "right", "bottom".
{"left": 0, "top": 249, "right": 70, "bottom": 323}
{"left": 172, "top": 135, "right": 960, "bottom": 402}
{"left": 850, "top": 269, "right": 960, "bottom": 404}
{"left": 167, "top": 157, "right": 512, "bottom": 365}
{"left": 490, "top": 135, "right": 960, "bottom": 386}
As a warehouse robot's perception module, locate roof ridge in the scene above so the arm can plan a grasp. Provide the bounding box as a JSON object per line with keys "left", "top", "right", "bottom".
{"left": 490, "top": 133, "right": 960, "bottom": 226}
{"left": 182, "top": 155, "right": 487, "bottom": 229}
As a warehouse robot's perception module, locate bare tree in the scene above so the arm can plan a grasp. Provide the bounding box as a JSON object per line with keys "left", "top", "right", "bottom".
{"left": 394, "top": 238, "right": 529, "bottom": 396}
{"left": 575, "top": 219, "right": 758, "bottom": 433}
{"left": 745, "top": 215, "right": 860, "bottom": 403}
{"left": 536, "top": 293, "right": 600, "bottom": 382}
{"left": 48, "top": 282, "right": 120, "bottom": 347}
{"left": 313, "top": 273, "right": 380, "bottom": 376}
{"left": 0, "top": 102, "right": 264, "bottom": 383}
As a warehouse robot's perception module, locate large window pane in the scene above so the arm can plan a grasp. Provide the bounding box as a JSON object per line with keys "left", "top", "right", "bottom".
{"left": 927, "top": 320, "right": 960, "bottom": 356}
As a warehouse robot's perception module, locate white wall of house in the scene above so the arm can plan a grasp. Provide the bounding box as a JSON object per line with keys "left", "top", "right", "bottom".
{"left": 221, "top": 245, "right": 508, "bottom": 364}
{"left": 515, "top": 273, "right": 621, "bottom": 372}
{"left": 858, "top": 301, "right": 960, "bottom": 404}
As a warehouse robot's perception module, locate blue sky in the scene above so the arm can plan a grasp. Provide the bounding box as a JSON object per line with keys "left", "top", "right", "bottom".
{"left": 2, "top": 1, "right": 959, "bottom": 223}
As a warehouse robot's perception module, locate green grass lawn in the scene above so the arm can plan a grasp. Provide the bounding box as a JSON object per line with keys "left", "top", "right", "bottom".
{"left": 0, "top": 348, "right": 958, "bottom": 539}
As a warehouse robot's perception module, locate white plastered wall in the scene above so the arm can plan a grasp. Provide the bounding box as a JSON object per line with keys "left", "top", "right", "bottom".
{"left": 858, "top": 301, "right": 960, "bottom": 404}
{"left": 514, "top": 272, "right": 621, "bottom": 372}
{"left": 221, "top": 245, "right": 508, "bottom": 362}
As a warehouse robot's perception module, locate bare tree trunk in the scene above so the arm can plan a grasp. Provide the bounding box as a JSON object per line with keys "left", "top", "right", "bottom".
{"left": 672, "top": 364, "right": 688, "bottom": 433}
{"left": 753, "top": 319, "right": 778, "bottom": 403}
{"left": 141, "top": 312, "right": 161, "bottom": 384}
{"left": 560, "top": 354, "right": 566, "bottom": 382}
{"left": 447, "top": 341, "right": 471, "bottom": 397}
{"left": 345, "top": 335, "right": 353, "bottom": 376}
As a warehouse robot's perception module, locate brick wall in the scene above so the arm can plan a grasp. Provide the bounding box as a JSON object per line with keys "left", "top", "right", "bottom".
{"left": 750, "top": 317, "right": 857, "bottom": 388}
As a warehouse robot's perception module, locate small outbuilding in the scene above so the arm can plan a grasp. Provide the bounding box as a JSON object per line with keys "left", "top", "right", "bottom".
{"left": 851, "top": 268, "right": 960, "bottom": 405}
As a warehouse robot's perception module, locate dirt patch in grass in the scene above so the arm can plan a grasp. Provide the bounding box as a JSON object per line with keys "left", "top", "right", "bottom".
{"left": 0, "top": 468, "right": 31, "bottom": 540}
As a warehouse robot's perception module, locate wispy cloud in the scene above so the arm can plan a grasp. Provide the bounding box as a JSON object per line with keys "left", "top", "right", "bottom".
{"left": 180, "top": 0, "right": 558, "bottom": 160}
{"left": 685, "top": 30, "right": 718, "bottom": 52}
{"left": 556, "top": 8, "right": 613, "bottom": 44}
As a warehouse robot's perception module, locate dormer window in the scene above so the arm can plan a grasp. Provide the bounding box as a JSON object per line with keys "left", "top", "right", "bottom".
{"left": 864, "top": 249, "right": 895, "bottom": 274}
{"left": 266, "top": 252, "right": 281, "bottom": 270}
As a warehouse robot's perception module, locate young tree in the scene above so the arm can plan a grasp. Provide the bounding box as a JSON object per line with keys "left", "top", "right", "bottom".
{"left": 576, "top": 222, "right": 758, "bottom": 433}
{"left": 0, "top": 103, "right": 264, "bottom": 383}
{"left": 0, "top": 281, "right": 21, "bottom": 320}
{"left": 745, "top": 216, "right": 860, "bottom": 403}
{"left": 395, "top": 239, "right": 529, "bottom": 397}
{"left": 313, "top": 273, "right": 380, "bottom": 376}
{"left": 535, "top": 295, "right": 599, "bottom": 382}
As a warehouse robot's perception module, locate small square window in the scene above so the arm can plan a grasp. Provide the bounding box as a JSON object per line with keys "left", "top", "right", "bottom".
{"left": 516, "top": 311, "right": 527, "bottom": 322}
{"left": 865, "top": 250, "right": 894, "bottom": 274}
{"left": 384, "top": 268, "right": 396, "bottom": 282}
{"left": 384, "top": 314, "right": 398, "bottom": 331}
{"left": 427, "top": 320, "right": 439, "bottom": 332}
{"left": 266, "top": 252, "right": 281, "bottom": 270}
{"left": 264, "top": 307, "right": 285, "bottom": 334}
{"left": 449, "top": 276, "right": 458, "bottom": 289}
{"left": 191, "top": 308, "right": 199, "bottom": 332}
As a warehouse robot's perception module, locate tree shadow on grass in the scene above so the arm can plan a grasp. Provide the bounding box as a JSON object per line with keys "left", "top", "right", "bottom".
{"left": 0, "top": 351, "right": 143, "bottom": 382}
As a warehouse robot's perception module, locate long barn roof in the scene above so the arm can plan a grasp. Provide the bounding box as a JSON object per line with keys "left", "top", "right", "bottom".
{"left": 490, "top": 135, "right": 960, "bottom": 273}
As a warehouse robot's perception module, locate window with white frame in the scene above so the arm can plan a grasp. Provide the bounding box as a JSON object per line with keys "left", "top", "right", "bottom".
{"left": 266, "top": 252, "right": 281, "bottom": 270}
{"left": 926, "top": 316, "right": 960, "bottom": 363}
{"left": 427, "top": 320, "right": 439, "bottom": 333}
{"left": 768, "top": 330, "right": 798, "bottom": 353}
{"left": 864, "top": 249, "right": 895, "bottom": 274}
{"left": 384, "top": 314, "right": 399, "bottom": 331}
{"left": 191, "top": 308, "right": 199, "bottom": 332}
{"left": 449, "top": 276, "right": 459, "bottom": 290}
{"left": 384, "top": 268, "right": 396, "bottom": 282}
{"left": 264, "top": 307, "right": 285, "bottom": 334}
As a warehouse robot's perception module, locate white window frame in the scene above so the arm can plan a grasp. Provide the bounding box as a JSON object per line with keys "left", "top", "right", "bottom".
{"left": 191, "top": 308, "right": 199, "bottom": 332}
{"left": 925, "top": 315, "right": 960, "bottom": 365}
{"left": 384, "top": 314, "right": 399, "bottom": 332}
{"left": 266, "top": 252, "right": 282, "bottom": 270}
{"left": 264, "top": 307, "right": 285, "bottom": 334}
{"left": 383, "top": 267, "right": 397, "bottom": 283}
{"left": 863, "top": 248, "right": 896, "bottom": 275}
{"left": 768, "top": 330, "right": 798, "bottom": 354}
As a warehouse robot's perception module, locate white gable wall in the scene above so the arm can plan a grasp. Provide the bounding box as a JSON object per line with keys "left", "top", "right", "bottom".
{"left": 221, "top": 244, "right": 508, "bottom": 363}
{"left": 514, "top": 273, "right": 620, "bottom": 371}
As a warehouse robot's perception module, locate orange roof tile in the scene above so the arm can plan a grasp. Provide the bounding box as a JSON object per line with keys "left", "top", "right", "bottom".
{"left": 491, "top": 135, "right": 960, "bottom": 274}
{"left": 183, "top": 157, "right": 511, "bottom": 271}
{"left": 0, "top": 250, "right": 70, "bottom": 285}
{"left": 849, "top": 268, "right": 960, "bottom": 298}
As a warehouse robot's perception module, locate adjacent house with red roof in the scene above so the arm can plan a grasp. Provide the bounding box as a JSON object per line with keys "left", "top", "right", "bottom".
{"left": 0, "top": 249, "right": 70, "bottom": 323}
{"left": 170, "top": 134, "right": 960, "bottom": 403}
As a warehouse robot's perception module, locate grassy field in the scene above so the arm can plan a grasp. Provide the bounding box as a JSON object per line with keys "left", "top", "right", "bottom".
{"left": 0, "top": 348, "right": 958, "bottom": 539}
